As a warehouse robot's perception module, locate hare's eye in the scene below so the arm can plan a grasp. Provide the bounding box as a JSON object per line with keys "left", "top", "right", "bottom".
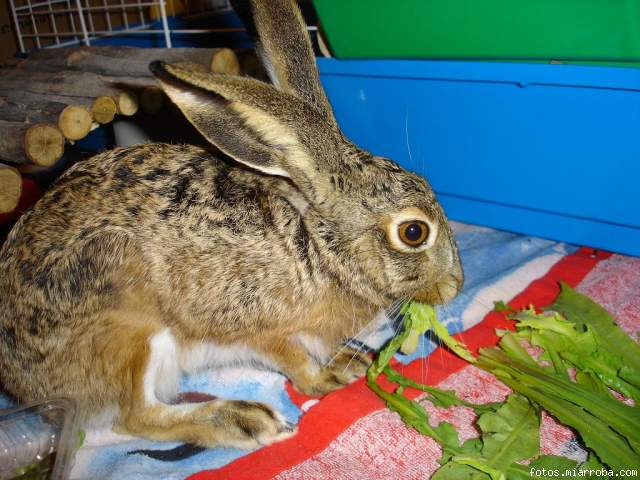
{"left": 398, "top": 221, "right": 429, "bottom": 247}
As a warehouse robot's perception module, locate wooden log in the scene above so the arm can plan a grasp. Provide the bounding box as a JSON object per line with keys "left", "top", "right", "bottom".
{"left": 0, "top": 95, "right": 75, "bottom": 124}
{"left": 0, "top": 66, "right": 154, "bottom": 167}
{"left": 0, "top": 68, "right": 155, "bottom": 101}
{"left": 0, "top": 68, "right": 147, "bottom": 160}
{"left": 0, "top": 49, "right": 240, "bottom": 128}
{"left": 58, "top": 105, "right": 92, "bottom": 141}
{"left": 16, "top": 46, "right": 230, "bottom": 78}
{"left": 116, "top": 90, "right": 139, "bottom": 116}
{"left": 0, "top": 121, "right": 31, "bottom": 165}
{"left": 211, "top": 48, "right": 241, "bottom": 75}
{"left": 0, "top": 163, "right": 22, "bottom": 213}
{"left": 24, "top": 124, "right": 65, "bottom": 166}
{"left": 0, "top": 121, "right": 64, "bottom": 166}
{"left": 91, "top": 96, "right": 118, "bottom": 124}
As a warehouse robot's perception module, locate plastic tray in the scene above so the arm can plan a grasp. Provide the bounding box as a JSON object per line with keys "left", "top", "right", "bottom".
{"left": 0, "top": 399, "right": 78, "bottom": 480}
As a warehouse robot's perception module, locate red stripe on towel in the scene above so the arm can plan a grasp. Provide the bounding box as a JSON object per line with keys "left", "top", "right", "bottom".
{"left": 188, "top": 247, "right": 610, "bottom": 480}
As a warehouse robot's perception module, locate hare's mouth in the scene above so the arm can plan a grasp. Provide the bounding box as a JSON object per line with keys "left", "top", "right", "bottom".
{"left": 413, "top": 274, "right": 462, "bottom": 305}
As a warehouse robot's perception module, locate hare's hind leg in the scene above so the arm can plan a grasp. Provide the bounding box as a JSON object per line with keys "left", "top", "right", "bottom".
{"left": 114, "top": 327, "right": 296, "bottom": 448}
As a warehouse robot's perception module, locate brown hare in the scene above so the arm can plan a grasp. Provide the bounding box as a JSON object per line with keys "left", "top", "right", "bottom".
{"left": 0, "top": 0, "right": 463, "bottom": 448}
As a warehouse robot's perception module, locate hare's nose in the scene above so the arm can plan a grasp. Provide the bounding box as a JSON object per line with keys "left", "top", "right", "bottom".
{"left": 413, "top": 274, "right": 462, "bottom": 305}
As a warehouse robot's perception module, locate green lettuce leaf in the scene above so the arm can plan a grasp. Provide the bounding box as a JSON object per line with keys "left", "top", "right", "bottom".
{"left": 550, "top": 282, "right": 640, "bottom": 373}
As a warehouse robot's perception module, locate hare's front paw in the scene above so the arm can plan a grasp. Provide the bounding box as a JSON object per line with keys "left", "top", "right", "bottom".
{"left": 296, "top": 348, "right": 371, "bottom": 397}
{"left": 211, "top": 400, "right": 297, "bottom": 448}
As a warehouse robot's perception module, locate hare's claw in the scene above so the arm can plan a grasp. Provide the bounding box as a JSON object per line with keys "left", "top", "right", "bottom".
{"left": 215, "top": 400, "right": 297, "bottom": 447}
{"left": 294, "top": 348, "right": 371, "bottom": 397}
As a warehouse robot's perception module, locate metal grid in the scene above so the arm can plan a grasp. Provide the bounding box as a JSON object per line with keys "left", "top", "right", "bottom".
{"left": 9, "top": 0, "right": 233, "bottom": 52}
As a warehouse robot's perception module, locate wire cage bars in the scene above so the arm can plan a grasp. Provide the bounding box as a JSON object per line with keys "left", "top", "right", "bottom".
{"left": 8, "top": 0, "right": 233, "bottom": 52}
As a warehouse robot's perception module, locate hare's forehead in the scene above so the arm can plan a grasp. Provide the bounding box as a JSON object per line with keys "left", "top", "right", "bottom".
{"left": 330, "top": 150, "right": 435, "bottom": 201}
{"left": 346, "top": 172, "right": 437, "bottom": 217}
{"left": 369, "top": 167, "right": 433, "bottom": 198}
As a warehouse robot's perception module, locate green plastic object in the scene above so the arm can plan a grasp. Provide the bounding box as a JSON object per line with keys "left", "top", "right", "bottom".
{"left": 313, "top": 0, "right": 640, "bottom": 64}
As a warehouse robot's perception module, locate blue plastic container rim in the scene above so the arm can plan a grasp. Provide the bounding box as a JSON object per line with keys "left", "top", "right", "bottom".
{"left": 317, "top": 58, "right": 640, "bottom": 92}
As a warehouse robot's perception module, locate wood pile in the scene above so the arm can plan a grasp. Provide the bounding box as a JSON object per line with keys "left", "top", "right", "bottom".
{"left": 0, "top": 46, "right": 244, "bottom": 169}
{"left": 0, "top": 45, "right": 264, "bottom": 218}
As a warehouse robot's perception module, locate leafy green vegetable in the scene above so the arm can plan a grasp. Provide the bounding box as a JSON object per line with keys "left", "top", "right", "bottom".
{"left": 475, "top": 395, "right": 540, "bottom": 470}
{"left": 398, "top": 302, "right": 436, "bottom": 354}
{"left": 366, "top": 306, "right": 471, "bottom": 461}
{"left": 435, "top": 395, "right": 542, "bottom": 480}
{"left": 75, "top": 428, "right": 86, "bottom": 450}
{"left": 367, "top": 286, "right": 640, "bottom": 479}
{"left": 551, "top": 282, "right": 640, "bottom": 373}
{"left": 399, "top": 301, "right": 476, "bottom": 363}
{"left": 476, "top": 348, "right": 640, "bottom": 471}
{"left": 383, "top": 366, "right": 498, "bottom": 413}
{"left": 493, "top": 301, "right": 513, "bottom": 313}
{"left": 366, "top": 379, "right": 464, "bottom": 459}
{"left": 367, "top": 303, "right": 550, "bottom": 478}
{"left": 479, "top": 286, "right": 640, "bottom": 471}
{"left": 529, "top": 454, "right": 578, "bottom": 471}
{"left": 450, "top": 457, "right": 507, "bottom": 480}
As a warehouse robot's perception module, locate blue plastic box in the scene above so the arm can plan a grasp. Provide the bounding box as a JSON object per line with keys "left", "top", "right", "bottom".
{"left": 318, "top": 59, "right": 640, "bottom": 257}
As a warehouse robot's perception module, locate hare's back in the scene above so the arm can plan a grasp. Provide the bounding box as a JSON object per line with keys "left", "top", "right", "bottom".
{"left": 3, "top": 143, "right": 221, "bottom": 249}
{"left": 0, "top": 142, "right": 281, "bottom": 308}
{"left": 0, "top": 143, "right": 229, "bottom": 306}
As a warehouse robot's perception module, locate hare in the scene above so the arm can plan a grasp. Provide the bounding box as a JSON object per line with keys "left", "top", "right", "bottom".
{"left": 0, "top": 0, "right": 463, "bottom": 449}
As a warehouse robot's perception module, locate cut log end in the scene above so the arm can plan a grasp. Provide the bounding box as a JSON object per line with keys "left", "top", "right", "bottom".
{"left": 58, "top": 105, "right": 92, "bottom": 140}
{"left": 211, "top": 48, "right": 240, "bottom": 75}
{"left": 92, "top": 95, "right": 118, "bottom": 124}
{"left": 117, "top": 91, "right": 139, "bottom": 116}
{"left": 141, "top": 86, "right": 165, "bottom": 115}
{"left": 0, "top": 163, "right": 22, "bottom": 213}
{"left": 23, "top": 123, "right": 65, "bottom": 166}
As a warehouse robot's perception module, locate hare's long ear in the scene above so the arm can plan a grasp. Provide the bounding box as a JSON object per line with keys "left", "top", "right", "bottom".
{"left": 150, "top": 62, "right": 327, "bottom": 194}
{"left": 247, "top": 0, "right": 336, "bottom": 125}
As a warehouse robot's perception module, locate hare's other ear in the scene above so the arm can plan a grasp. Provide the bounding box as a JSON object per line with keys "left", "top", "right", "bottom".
{"left": 247, "top": 0, "right": 336, "bottom": 125}
{"left": 150, "top": 61, "right": 318, "bottom": 182}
